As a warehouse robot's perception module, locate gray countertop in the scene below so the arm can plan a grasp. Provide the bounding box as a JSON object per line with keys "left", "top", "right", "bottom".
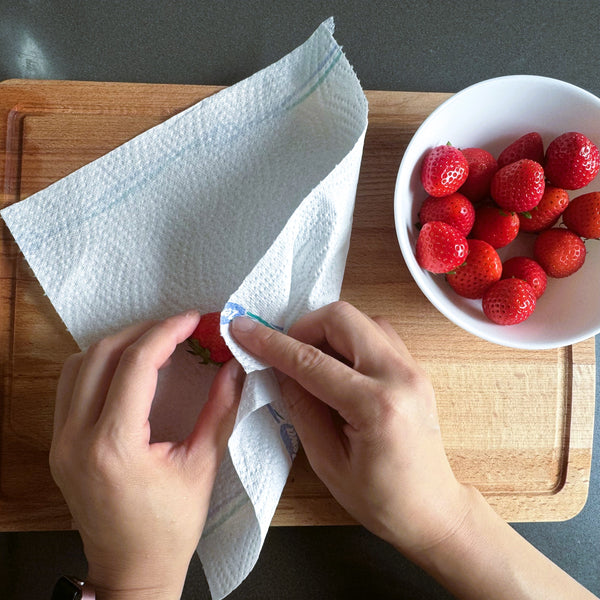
{"left": 0, "top": 1, "right": 598, "bottom": 598}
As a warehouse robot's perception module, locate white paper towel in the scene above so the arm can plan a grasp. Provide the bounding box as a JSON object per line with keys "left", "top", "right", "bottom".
{"left": 2, "top": 18, "right": 368, "bottom": 598}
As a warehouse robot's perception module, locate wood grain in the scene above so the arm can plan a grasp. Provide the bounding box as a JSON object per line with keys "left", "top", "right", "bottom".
{"left": 0, "top": 80, "right": 595, "bottom": 530}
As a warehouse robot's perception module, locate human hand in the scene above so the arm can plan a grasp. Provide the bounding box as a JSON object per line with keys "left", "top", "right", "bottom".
{"left": 230, "top": 301, "right": 473, "bottom": 560}
{"left": 231, "top": 302, "right": 598, "bottom": 600}
{"left": 50, "top": 311, "right": 244, "bottom": 600}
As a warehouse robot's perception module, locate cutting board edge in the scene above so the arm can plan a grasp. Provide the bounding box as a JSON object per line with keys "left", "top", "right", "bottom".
{"left": 0, "top": 80, "right": 596, "bottom": 529}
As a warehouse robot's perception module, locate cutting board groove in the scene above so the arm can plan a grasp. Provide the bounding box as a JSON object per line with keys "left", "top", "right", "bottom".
{"left": 0, "top": 80, "right": 595, "bottom": 529}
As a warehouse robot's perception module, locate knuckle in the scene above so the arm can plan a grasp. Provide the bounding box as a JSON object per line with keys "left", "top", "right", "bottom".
{"left": 328, "top": 300, "right": 356, "bottom": 322}
{"left": 48, "top": 440, "right": 66, "bottom": 482}
{"left": 86, "top": 336, "right": 115, "bottom": 359}
{"left": 388, "top": 353, "right": 430, "bottom": 387}
{"left": 49, "top": 430, "right": 79, "bottom": 485}
{"left": 118, "top": 343, "right": 147, "bottom": 370}
{"left": 291, "top": 342, "right": 326, "bottom": 375}
{"left": 249, "top": 326, "right": 282, "bottom": 361}
{"left": 371, "top": 381, "right": 399, "bottom": 415}
{"left": 406, "top": 366, "right": 435, "bottom": 397}
{"left": 49, "top": 428, "right": 124, "bottom": 488}
{"left": 258, "top": 326, "right": 280, "bottom": 349}
{"left": 371, "top": 315, "right": 395, "bottom": 335}
{"left": 63, "top": 352, "right": 84, "bottom": 370}
{"left": 371, "top": 366, "right": 434, "bottom": 422}
{"left": 86, "top": 435, "right": 119, "bottom": 478}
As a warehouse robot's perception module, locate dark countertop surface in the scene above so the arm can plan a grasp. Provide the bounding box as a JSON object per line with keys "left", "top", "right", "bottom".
{"left": 1, "top": 1, "right": 598, "bottom": 598}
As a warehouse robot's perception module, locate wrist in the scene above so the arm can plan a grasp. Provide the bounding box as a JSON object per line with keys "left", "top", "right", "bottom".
{"left": 87, "top": 562, "right": 188, "bottom": 600}
{"left": 384, "top": 479, "right": 479, "bottom": 564}
{"left": 89, "top": 582, "right": 184, "bottom": 600}
{"left": 409, "top": 485, "right": 521, "bottom": 599}
{"left": 408, "top": 483, "right": 484, "bottom": 570}
{"left": 91, "top": 588, "right": 181, "bottom": 600}
{"left": 407, "top": 485, "right": 597, "bottom": 600}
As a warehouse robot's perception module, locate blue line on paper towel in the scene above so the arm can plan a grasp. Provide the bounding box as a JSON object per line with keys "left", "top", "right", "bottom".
{"left": 221, "top": 302, "right": 283, "bottom": 331}
{"left": 16, "top": 37, "right": 344, "bottom": 253}
{"left": 284, "top": 46, "right": 342, "bottom": 111}
{"left": 202, "top": 494, "right": 251, "bottom": 538}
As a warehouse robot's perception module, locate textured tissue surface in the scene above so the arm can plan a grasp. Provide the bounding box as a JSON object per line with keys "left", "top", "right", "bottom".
{"left": 1, "top": 18, "right": 368, "bottom": 599}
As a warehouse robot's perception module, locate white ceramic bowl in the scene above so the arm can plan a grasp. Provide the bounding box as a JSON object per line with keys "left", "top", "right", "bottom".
{"left": 394, "top": 75, "right": 600, "bottom": 349}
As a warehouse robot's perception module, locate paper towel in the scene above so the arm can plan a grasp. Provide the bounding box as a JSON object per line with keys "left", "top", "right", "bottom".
{"left": 1, "top": 18, "right": 367, "bottom": 598}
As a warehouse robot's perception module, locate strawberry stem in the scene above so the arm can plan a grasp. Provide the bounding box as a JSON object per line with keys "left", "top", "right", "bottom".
{"left": 186, "top": 338, "right": 224, "bottom": 366}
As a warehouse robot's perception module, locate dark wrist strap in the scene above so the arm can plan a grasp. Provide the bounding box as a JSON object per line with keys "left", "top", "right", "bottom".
{"left": 51, "top": 576, "right": 95, "bottom": 600}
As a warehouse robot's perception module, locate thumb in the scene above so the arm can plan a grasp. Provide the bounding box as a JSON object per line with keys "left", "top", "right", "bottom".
{"left": 185, "top": 359, "right": 244, "bottom": 469}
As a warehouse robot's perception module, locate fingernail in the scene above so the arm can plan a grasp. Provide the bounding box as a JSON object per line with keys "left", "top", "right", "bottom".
{"left": 231, "top": 315, "right": 257, "bottom": 334}
{"left": 226, "top": 359, "right": 246, "bottom": 385}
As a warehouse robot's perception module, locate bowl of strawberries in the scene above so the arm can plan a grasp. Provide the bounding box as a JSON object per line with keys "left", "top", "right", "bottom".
{"left": 395, "top": 75, "right": 600, "bottom": 349}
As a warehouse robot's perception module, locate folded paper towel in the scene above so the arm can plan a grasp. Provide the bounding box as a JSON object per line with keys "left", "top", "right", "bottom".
{"left": 1, "top": 18, "right": 368, "bottom": 598}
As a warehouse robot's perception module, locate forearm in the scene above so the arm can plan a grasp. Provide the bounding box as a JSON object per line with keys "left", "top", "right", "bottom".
{"left": 411, "top": 485, "right": 597, "bottom": 600}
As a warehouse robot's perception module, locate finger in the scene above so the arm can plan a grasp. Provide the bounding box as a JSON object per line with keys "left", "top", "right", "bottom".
{"left": 67, "top": 319, "right": 160, "bottom": 427}
{"left": 184, "top": 359, "right": 245, "bottom": 471}
{"left": 286, "top": 302, "right": 405, "bottom": 376}
{"left": 278, "top": 376, "right": 347, "bottom": 471}
{"left": 99, "top": 311, "right": 201, "bottom": 433}
{"left": 368, "top": 316, "right": 429, "bottom": 387}
{"left": 289, "top": 304, "right": 417, "bottom": 382}
{"left": 371, "top": 316, "right": 411, "bottom": 357}
{"left": 54, "top": 353, "right": 84, "bottom": 434}
{"left": 230, "top": 313, "right": 374, "bottom": 427}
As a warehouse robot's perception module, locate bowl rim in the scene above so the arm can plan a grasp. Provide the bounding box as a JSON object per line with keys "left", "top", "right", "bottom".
{"left": 393, "top": 75, "right": 600, "bottom": 350}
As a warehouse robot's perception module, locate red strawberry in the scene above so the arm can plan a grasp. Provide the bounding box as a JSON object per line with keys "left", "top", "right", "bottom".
{"left": 562, "top": 191, "right": 600, "bottom": 239}
{"left": 420, "top": 144, "right": 469, "bottom": 197}
{"left": 459, "top": 147, "right": 498, "bottom": 202}
{"left": 497, "top": 132, "right": 544, "bottom": 168}
{"left": 533, "top": 228, "right": 586, "bottom": 278}
{"left": 482, "top": 278, "right": 537, "bottom": 325}
{"left": 188, "top": 311, "right": 233, "bottom": 365}
{"left": 446, "top": 239, "right": 501, "bottom": 299}
{"left": 518, "top": 185, "right": 569, "bottom": 233}
{"left": 490, "top": 159, "right": 545, "bottom": 213}
{"left": 419, "top": 192, "right": 475, "bottom": 236}
{"left": 415, "top": 221, "right": 468, "bottom": 273}
{"left": 544, "top": 131, "right": 600, "bottom": 190}
{"left": 501, "top": 256, "right": 547, "bottom": 299}
{"left": 470, "top": 204, "right": 519, "bottom": 248}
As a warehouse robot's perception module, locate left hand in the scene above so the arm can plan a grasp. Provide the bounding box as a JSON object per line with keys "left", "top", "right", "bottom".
{"left": 50, "top": 311, "right": 244, "bottom": 600}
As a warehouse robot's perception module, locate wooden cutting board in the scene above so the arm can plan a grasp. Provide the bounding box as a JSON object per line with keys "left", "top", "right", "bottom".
{"left": 0, "top": 80, "right": 595, "bottom": 530}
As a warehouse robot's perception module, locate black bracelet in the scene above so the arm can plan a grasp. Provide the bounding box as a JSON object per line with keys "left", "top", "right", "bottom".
{"left": 51, "top": 576, "right": 95, "bottom": 599}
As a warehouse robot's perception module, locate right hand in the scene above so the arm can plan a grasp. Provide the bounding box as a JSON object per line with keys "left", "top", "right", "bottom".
{"left": 230, "top": 301, "right": 474, "bottom": 559}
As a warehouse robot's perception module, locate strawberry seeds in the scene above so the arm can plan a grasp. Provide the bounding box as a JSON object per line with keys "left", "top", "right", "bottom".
{"left": 415, "top": 132, "right": 600, "bottom": 326}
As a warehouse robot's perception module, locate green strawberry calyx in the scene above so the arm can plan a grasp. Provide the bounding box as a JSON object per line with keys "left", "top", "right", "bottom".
{"left": 187, "top": 338, "right": 224, "bottom": 366}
